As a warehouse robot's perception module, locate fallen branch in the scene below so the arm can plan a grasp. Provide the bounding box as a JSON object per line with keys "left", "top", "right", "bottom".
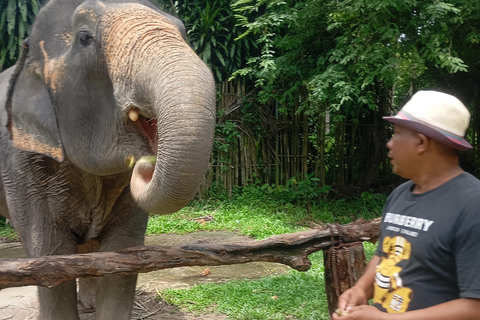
{"left": 0, "top": 218, "right": 380, "bottom": 289}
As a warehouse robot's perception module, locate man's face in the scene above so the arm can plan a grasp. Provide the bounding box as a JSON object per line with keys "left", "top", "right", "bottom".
{"left": 386, "top": 124, "right": 420, "bottom": 179}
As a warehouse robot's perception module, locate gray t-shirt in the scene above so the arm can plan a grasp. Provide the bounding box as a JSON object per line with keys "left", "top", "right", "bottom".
{"left": 373, "top": 172, "right": 480, "bottom": 313}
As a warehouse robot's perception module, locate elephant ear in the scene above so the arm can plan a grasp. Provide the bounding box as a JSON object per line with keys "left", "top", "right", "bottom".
{"left": 11, "top": 72, "right": 65, "bottom": 162}
{"left": 0, "top": 67, "right": 14, "bottom": 130}
{"left": 5, "top": 41, "right": 64, "bottom": 162}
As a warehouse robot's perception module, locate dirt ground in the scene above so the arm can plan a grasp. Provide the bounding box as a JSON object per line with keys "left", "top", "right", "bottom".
{"left": 0, "top": 231, "right": 290, "bottom": 320}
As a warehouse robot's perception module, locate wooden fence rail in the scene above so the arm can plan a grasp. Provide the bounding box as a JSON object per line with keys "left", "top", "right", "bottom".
{"left": 0, "top": 218, "right": 381, "bottom": 290}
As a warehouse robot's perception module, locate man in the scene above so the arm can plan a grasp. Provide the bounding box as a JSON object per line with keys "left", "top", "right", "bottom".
{"left": 332, "top": 91, "right": 480, "bottom": 320}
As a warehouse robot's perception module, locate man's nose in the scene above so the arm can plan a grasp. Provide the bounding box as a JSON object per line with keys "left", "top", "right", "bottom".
{"left": 386, "top": 138, "right": 392, "bottom": 149}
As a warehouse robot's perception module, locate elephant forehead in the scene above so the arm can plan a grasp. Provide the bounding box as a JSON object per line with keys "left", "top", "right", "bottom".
{"left": 75, "top": 5, "right": 102, "bottom": 20}
{"left": 99, "top": 4, "right": 183, "bottom": 57}
{"left": 73, "top": 3, "right": 106, "bottom": 29}
{"left": 100, "top": 4, "right": 181, "bottom": 34}
{"left": 98, "top": 4, "right": 185, "bottom": 85}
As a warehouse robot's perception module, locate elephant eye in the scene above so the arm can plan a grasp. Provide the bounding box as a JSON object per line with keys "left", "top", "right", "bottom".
{"left": 78, "top": 30, "right": 94, "bottom": 45}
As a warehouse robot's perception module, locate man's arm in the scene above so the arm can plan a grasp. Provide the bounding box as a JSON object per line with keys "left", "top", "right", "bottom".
{"left": 333, "top": 298, "right": 480, "bottom": 320}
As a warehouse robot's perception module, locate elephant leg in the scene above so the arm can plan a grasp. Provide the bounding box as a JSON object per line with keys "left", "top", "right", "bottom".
{"left": 14, "top": 207, "right": 80, "bottom": 319}
{"left": 77, "top": 240, "right": 100, "bottom": 311}
{"left": 94, "top": 275, "right": 138, "bottom": 320}
{"left": 38, "top": 280, "right": 80, "bottom": 320}
{"left": 94, "top": 191, "right": 149, "bottom": 320}
{"left": 78, "top": 278, "right": 97, "bottom": 311}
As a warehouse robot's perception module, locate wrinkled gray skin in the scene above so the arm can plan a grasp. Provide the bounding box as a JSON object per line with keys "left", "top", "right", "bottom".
{"left": 0, "top": 0, "right": 216, "bottom": 319}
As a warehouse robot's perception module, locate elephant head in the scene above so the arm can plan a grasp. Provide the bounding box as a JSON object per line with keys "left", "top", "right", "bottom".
{"left": 6, "top": 0, "right": 216, "bottom": 214}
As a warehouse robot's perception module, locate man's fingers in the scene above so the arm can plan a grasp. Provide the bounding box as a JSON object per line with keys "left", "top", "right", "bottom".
{"left": 337, "top": 293, "right": 351, "bottom": 310}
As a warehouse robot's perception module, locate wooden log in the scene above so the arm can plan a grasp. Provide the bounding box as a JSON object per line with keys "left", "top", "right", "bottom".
{"left": 0, "top": 218, "right": 380, "bottom": 290}
{"left": 323, "top": 242, "right": 367, "bottom": 316}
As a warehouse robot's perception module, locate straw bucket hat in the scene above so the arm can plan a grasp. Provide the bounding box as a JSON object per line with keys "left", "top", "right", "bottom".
{"left": 383, "top": 91, "right": 472, "bottom": 151}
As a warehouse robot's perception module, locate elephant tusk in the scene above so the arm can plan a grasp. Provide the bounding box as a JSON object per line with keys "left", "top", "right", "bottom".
{"left": 128, "top": 109, "right": 139, "bottom": 122}
{"left": 126, "top": 154, "right": 136, "bottom": 169}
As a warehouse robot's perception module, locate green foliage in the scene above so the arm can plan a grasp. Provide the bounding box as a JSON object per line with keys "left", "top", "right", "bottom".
{"left": 168, "top": 0, "right": 258, "bottom": 83}
{"left": 231, "top": 0, "right": 477, "bottom": 116}
{"left": 231, "top": 0, "right": 301, "bottom": 103}
{"left": 0, "top": 0, "right": 39, "bottom": 70}
{"left": 261, "top": 173, "right": 331, "bottom": 207}
{"left": 215, "top": 118, "right": 240, "bottom": 153}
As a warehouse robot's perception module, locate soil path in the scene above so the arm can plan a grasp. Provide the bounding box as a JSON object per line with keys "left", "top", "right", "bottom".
{"left": 0, "top": 231, "right": 290, "bottom": 319}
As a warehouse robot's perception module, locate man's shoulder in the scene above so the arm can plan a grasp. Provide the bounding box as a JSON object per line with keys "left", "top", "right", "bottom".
{"left": 452, "top": 172, "right": 480, "bottom": 202}
{"left": 388, "top": 173, "right": 480, "bottom": 201}
{"left": 389, "top": 180, "right": 414, "bottom": 195}
{"left": 446, "top": 172, "right": 480, "bottom": 194}
{"left": 457, "top": 172, "right": 480, "bottom": 187}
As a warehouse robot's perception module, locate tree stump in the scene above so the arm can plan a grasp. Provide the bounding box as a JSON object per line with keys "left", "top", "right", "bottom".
{"left": 323, "top": 242, "right": 367, "bottom": 315}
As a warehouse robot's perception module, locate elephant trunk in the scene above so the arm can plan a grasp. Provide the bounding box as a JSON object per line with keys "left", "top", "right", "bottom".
{"left": 131, "top": 62, "right": 216, "bottom": 214}
{"left": 130, "top": 79, "right": 214, "bottom": 214}
{"left": 101, "top": 6, "right": 216, "bottom": 214}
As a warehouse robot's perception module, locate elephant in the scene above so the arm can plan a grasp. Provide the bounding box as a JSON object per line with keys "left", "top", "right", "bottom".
{"left": 0, "top": 0, "right": 216, "bottom": 319}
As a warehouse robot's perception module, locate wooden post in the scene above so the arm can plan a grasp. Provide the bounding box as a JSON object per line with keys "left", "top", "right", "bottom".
{"left": 323, "top": 242, "right": 367, "bottom": 316}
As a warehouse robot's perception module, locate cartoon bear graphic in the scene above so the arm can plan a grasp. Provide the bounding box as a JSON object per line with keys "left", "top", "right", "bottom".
{"left": 374, "top": 236, "right": 413, "bottom": 313}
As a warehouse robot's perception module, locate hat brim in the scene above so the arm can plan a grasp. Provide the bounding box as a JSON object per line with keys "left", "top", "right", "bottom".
{"left": 383, "top": 116, "right": 472, "bottom": 151}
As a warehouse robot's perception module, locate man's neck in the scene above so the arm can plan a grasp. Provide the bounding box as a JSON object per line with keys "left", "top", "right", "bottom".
{"left": 412, "top": 165, "right": 464, "bottom": 194}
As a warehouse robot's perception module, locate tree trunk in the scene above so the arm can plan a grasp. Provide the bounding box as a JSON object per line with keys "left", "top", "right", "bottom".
{"left": 323, "top": 242, "right": 367, "bottom": 316}
{"left": 302, "top": 113, "right": 309, "bottom": 177}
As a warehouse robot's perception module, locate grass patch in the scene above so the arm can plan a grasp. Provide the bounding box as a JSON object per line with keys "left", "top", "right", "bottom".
{"left": 0, "top": 217, "right": 18, "bottom": 242}
{"left": 150, "top": 189, "right": 384, "bottom": 319}
{"left": 160, "top": 252, "right": 329, "bottom": 320}
{"left": 160, "top": 244, "right": 377, "bottom": 319}
{"left": 146, "top": 200, "right": 308, "bottom": 239}
{"left": 147, "top": 190, "right": 386, "bottom": 239}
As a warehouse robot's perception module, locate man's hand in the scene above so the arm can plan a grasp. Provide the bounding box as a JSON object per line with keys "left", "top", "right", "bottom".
{"left": 332, "top": 305, "right": 385, "bottom": 320}
{"left": 336, "top": 286, "right": 368, "bottom": 313}
{"left": 332, "top": 255, "right": 380, "bottom": 319}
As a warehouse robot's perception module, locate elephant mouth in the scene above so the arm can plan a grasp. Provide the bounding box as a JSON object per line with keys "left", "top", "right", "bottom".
{"left": 128, "top": 109, "right": 158, "bottom": 186}
{"left": 130, "top": 109, "right": 158, "bottom": 153}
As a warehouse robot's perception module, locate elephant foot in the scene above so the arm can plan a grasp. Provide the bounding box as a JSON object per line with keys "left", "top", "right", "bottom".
{"left": 77, "top": 303, "right": 95, "bottom": 314}
{"left": 78, "top": 278, "right": 97, "bottom": 311}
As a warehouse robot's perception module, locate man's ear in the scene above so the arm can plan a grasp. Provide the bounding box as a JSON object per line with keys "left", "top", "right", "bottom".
{"left": 416, "top": 133, "right": 429, "bottom": 154}
{"left": 10, "top": 69, "right": 65, "bottom": 162}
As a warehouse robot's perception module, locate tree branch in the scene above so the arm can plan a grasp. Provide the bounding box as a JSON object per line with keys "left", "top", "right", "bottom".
{"left": 0, "top": 218, "right": 380, "bottom": 289}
